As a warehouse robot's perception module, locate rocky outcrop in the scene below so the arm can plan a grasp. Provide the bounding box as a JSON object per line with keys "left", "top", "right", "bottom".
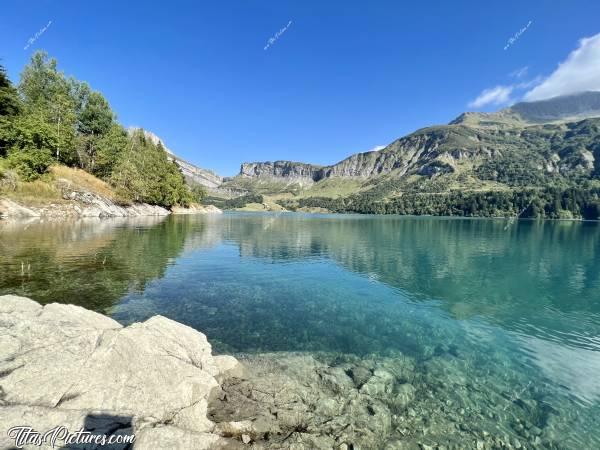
{"left": 0, "top": 197, "right": 170, "bottom": 220}
{"left": 240, "top": 161, "right": 323, "bottom": 183}
{"left": 0, "top": 187, "right": 222, "bottom": 220}
{"left": 0, "top": 295, "right": 245, "bottom": 449}
{"left": 171, "top": 204, "right": 223, "bottom": 215}
{"left": 170, "top": 156, "right": 223, "bottom": 191}
{"left": 238, "top": 126, "right": 489, "bottom": 182}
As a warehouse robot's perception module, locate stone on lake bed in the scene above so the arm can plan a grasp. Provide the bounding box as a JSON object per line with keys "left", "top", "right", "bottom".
{"left": 346, "top": 365, "right": 372, "bottom": 387}
{"left": 393, "top": 383, "right": 416, "bottom": 408}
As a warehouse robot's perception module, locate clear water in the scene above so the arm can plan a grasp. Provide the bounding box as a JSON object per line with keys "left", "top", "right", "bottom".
{"left": 1, "top": 212, "right": 600, "bottom": 447}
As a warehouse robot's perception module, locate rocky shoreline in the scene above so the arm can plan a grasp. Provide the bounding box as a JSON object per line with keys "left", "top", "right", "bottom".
{"left": 0, "top": 295, "right": 243, "bottom": 449}
{"left": 0, "top": 192, "right": 221, "bottom": 221}
{"left": 0, "top": 295, "right": 589, "bottom": 449}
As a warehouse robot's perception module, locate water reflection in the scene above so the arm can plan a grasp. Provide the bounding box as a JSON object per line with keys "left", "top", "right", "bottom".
{"left": 0, "top": 216, "right": 210, "bottom": 311}
{"left": 2, "top": 212, "right": 600, "bottom": 410}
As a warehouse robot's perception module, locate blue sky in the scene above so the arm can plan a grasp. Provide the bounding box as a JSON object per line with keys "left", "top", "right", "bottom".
{"left": 1, "top": 0, "right": 600, "bottom": 176}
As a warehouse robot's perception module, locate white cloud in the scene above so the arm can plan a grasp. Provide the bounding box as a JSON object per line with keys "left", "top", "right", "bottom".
{"left": 367, "top": 145, "right": 386, "bottom": 152}
{"left": 510, "top": 66, "right": 529, "bottom": 79}
{"left": 525, "top": 33, "right": 600, "bottom": 101}
{"left": 515, "top": 76, "right": 543, "bottom": 90}
{"left": 468, "top": 85, "right": 514, "bottom": 108}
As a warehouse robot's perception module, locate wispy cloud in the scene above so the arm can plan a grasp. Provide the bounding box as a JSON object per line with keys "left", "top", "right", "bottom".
{"left": 509, "top": 66, "right": 529, "bottom": 79}
{"left": 468, "top": 85, "right": 514, "bottom": 108}
{"left": 468, "top": 77, "right": 543, "bottom": 109}
{"left": 524, "top": 32, "right": 600, "bottom": 101}
{"left": 468, "top": 32, "right": 600, "bottom": 109}
{"left": 516, "top": 76, "right": 543, "bottom": 90}
{"left": 367, "top": 145, "right": 386, "bottom": 152}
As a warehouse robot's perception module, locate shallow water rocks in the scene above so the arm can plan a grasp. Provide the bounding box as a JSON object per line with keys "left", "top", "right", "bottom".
{"left": 0, "top": 295, "right": 244, "bottom": 449}
{"left": 0, "top": 295, "right": 584, "bottom": 449}
{"left": 209, "top": 350, "right": 573, "bottom": 449}
{"left": 360, "top": 368, "right": 395, "bottom": 397}
{"left": 393, "top": 383, "right": 416, "bottom": 408}
{"left": 209, "top": 353, "right": 407, "bottom": 448}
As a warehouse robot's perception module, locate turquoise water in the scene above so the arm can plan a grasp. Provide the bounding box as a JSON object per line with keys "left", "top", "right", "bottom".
{"left": 1, "top": 212, "right": 600, "bottom": 447}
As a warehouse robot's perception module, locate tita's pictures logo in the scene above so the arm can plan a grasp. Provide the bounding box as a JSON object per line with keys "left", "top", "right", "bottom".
{"left": 7, "top": 425, "right": 135, "bottom": 448}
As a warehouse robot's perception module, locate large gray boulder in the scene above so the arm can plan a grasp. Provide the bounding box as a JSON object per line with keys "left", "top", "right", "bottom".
{"left": 0, "top": 295, "right": 244, "bottom": 449}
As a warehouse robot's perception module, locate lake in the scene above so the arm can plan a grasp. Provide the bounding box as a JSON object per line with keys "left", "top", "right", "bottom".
{"left": 1, "top": 212, "right": 599, "bottom": 447}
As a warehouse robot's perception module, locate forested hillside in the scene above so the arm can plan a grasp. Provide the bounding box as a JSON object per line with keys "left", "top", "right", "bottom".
{"left": 0, "top": 52, "right": 199, "bottom": 207}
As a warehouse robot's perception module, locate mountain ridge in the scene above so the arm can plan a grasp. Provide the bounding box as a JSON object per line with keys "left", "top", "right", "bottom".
{"left": 229, "top": 91, "right": 600, "bottom": 185}
{"left": 209, "top": 91, "right": 600, "bottom": 217}
{"left": 450, "top": 91, "right": 600, "bottom": 127}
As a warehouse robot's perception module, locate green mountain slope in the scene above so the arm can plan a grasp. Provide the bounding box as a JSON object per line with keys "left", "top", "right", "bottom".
{"left": 219, "top": 92, "right": 600, "bottom": 218}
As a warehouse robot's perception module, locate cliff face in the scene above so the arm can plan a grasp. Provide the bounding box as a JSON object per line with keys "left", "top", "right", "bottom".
{"left": 240, "top": 161, "right": 323, "bottom": 181}
{"left": 236, "top": 92, "right": 600, "bottom": 188}
{"left": 237, "top": 125, "right": 505, "bottom": 182}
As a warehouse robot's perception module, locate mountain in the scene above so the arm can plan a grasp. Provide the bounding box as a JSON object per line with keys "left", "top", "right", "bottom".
{"left": 217, "top": 92, "right": 600, "bottom": 218}
{"left": 451, "top": 91, "right": 600, "bottom": 127}
{"left": 240, "top": 161, "right": 323, "bottom": 184}
{"left": 228, "top": 92, "right": 600, "bottom": 186}
{"left": 511, "top": 91, "right": 600, "bottom": 123}
{"left": 128, "top": 128, "right": 223, "bottom": 190}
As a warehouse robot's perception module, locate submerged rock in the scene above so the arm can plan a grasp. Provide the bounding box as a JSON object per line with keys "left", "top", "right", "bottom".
{"left": 209, "top": 349, "right": 575, "bottom": 449}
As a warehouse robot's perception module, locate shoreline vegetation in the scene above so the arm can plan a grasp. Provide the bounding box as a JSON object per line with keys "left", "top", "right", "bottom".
{"left": 273, "top": 186, "right": 600, "bottom": 220}
{"left": 0, "top": 52, "right": 213, "bottom": 219}
{"left": 208, "top": 192, "right": 600, "bottom": 225}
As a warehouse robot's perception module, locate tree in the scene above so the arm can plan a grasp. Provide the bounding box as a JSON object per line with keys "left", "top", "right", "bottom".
{"left": 0, "top": 64, "right": 22, "bottom": 156}
{"left": 109, "top": 129, "right": 192, "bottom": 207}
{"left": 0, "top": 64, "right": 21, "bottom": 117}
{"left": 18, "top": 51, "right": 77, "bottom": 164}
{"left": 74, "top": 88, "right": 116, "bottom": 172}
{"left": 190, "top": 183, "right": 207, "bottom": 203}
{"left": 93, "top": 123, "right": 128, "bottom": 179}
{"left": 2, "top": 53, "right": 197, "bottom": 209}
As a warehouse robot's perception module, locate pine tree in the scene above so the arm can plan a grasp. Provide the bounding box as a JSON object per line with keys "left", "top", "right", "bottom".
{"left": 0, "top": 64, "right": 21, "bottom": 117}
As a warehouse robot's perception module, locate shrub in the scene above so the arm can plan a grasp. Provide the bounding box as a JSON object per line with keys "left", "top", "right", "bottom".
{"left": 0, "top": 168, "right": 19, "bottom": 191}
{"left": 6, "top": 147, "right": 54, "bottom": 181}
